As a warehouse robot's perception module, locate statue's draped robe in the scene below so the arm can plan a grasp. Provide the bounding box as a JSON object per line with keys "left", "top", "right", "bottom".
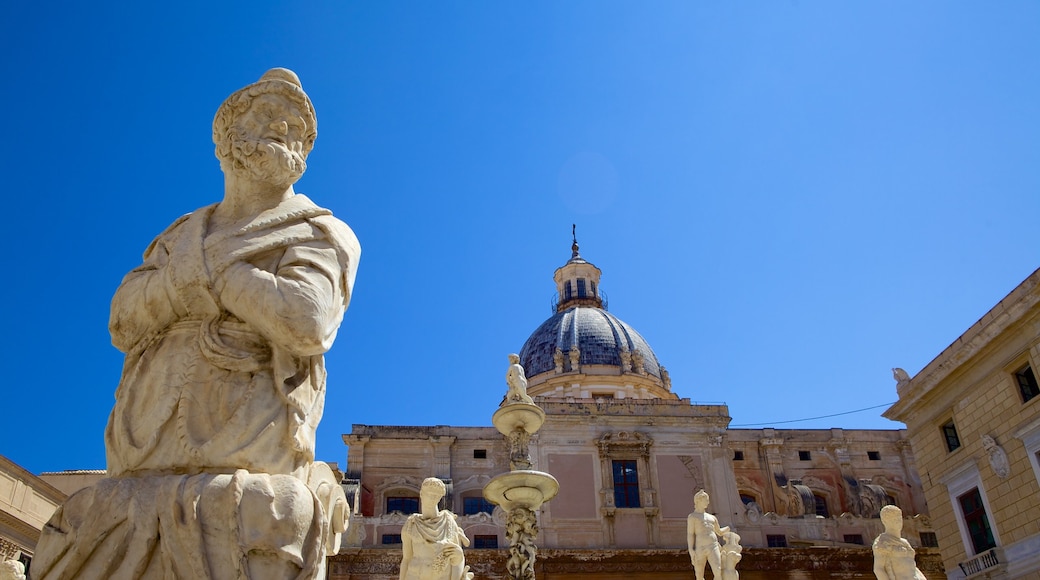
{"left": 33, "top": 194, "right": 359, "bottom": 580}
{"left": 400, "top": 511, "right": 470, "bottom": 580}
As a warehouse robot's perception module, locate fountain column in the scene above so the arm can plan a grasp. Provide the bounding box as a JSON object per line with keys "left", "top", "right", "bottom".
{"left": 483, "top": 373, "right": 558, "bottom": 580}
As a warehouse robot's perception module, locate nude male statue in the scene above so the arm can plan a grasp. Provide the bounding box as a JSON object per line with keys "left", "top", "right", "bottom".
{"left": 688, "top": 489, "right": 730, "bottom": 580}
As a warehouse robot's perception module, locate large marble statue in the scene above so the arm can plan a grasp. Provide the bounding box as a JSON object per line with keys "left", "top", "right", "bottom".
{"left": 32, "top": 68, "right": 359, "bottom": 580}
{"left": 505, "top": 353, "right": 534, "bottom": 405}
{"left": 873, "top": 505, "right": 927, "bottom": 580}
{"left": 400, "top": 478, "right": 473, "bottom": 580}
{"left": 688, "top": 490, "right": 731, "bottom": 580}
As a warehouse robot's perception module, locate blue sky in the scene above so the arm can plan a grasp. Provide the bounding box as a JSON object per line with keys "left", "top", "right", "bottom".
{"left": 2, "top": 2, "right": 1038, "bottom": 475}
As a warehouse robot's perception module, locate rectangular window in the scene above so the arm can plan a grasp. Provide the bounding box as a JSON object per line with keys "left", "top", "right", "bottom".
{"left": 590, "top": 281, "right": 597, "bottom": 296}
{"left": 767, "top": 534, "right": 788, "bottom": 547}
{"left": 463, "top": 497, "right": 495, "bottom": 515}
{"left": 798, "top": 450, "right": 811, "bottom": 461}
{"left": 814, "top": 495, "right": 829, "bottom": 518}
{"left": 577, "top": 278, "right": 587, "bottom": 297}
{"left": 564, "top": 281, "right": 573, "bottom": 300}
{"left": 1015, "top": 364, "right": 1039, "bottom": 403}
{"left": 382, "top": 534, "right": 402, "bottom": 544}
{"left": 612, "top": 459, "right": 640, "bottom": 508}
{"left": 920, "top": 532, "right": 939, "bottom": 548}
{"left": 958, "top": 488, "right": 996, "bottom": 554}
{"left": 473, "top": 535, "right": 498, "bottom": 549}
{"left": 943, "top": 420, "right": 962, "bottom": 452}
{"left": 733, "top": 450, "right": 744, "bottom": 461}
{"left": 844, "top": 534, "right": 864, "bottom": 545}
{"left": 473, "top": 449, "right": 487, "bottom": 459}
{"left": 868, "top": 451, "right": 881, "bottom": 461}
{"left": 386, "top": 496, "right": 420, "bottom": 514}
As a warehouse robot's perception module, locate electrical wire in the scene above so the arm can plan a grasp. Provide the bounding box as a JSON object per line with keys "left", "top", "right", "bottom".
{"left": 729, "top": 401, "right": 897, "bottom": 427}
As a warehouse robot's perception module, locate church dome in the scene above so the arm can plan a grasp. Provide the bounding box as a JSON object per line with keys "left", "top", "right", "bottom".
{"left": 516, "top": 229, "right": 674, "bottom": 399}
{"left": 519, "top": 307, "right": 662, "bottom": 379}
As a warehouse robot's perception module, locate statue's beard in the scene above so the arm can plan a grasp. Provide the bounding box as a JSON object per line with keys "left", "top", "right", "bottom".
{"left": 227, "top": 136, "right": 307, "bottom": 186}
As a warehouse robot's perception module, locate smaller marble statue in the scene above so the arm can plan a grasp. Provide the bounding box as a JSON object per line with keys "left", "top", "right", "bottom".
{"left": 0, "top": 560, "right": 25, "bottom": 580}
{"left": 720, "top": 531, "right": 742, "bottom": 580}
{"left": 631, "top": 350, "right": 646, "bottom": 375}
{"left": 688, "top": 490, "right": 731, "bottom": 580}
{"left": 400, "top": 478, "right": 472, "bottom": 580}
{"left": 892, "top": 368, "right": 911, "bottom": 390}
{"left": 872, "top": 505, "right": 927, "bottom": 580}
{"left": 568, "top": 347, "right": 580, "bottom": 370}
{"left": 620, "top": 348, "right": 632, "bottom": 373}
{"left": 505, "top": 354, "right": 534, "bottom": 405}
{"left": 553, "top": 348, "right": 564, "bottom": 374}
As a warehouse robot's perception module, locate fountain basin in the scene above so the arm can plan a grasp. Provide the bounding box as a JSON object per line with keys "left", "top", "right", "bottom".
{"left": 491, "top": 402, "right": 546, "bottom": 437}
{"left": 483, "top": 470, "right": 559, "bottom": 511}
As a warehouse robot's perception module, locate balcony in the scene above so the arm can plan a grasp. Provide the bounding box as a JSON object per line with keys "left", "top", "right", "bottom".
{"left": 958, "top": 547, "right": 1006, "bottom": 578}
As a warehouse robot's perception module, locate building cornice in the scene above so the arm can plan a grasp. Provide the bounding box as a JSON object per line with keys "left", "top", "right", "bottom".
{"left": 885, "top": 267, "right": 1040, "bottom": 424}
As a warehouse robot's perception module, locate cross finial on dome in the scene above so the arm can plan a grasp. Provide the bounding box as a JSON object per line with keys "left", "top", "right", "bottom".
{"left": 571, "top": 224, "right": 580, "bottom": 258}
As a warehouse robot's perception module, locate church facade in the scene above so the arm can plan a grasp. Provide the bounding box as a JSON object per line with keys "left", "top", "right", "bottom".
{"left": 331, "top": 241, "right": 942, "bottom": 579}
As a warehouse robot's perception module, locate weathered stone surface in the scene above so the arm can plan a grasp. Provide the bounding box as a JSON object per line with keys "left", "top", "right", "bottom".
{"left": 32, "top": 68, "right": 359, "bottom": 580}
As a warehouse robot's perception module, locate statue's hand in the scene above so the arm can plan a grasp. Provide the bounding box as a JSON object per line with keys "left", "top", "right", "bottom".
{"left": 441, "top": 543, "right": 464, "bottom": 566}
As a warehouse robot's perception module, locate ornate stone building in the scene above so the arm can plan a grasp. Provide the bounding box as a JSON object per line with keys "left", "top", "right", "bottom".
{"left": 886, "top": 267, "right": 1040, "bottom": 579}
{"left": 0, "top": 455, "right": 66, "bottom": 573}
{"left": 333, "top": 241, "right": 941, "bottom": 579}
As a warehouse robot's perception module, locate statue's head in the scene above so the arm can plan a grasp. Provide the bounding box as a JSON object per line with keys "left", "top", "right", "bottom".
{"left": 694, "top": 489, "right": 710, "bottom": 509}
{"left": 420, "top": 477, "right": 447, "bottom": 501}
{"left": 879, "top": 504, "right": 903, "bottom": 531}
{"left": 213, "top": 68, "right": 317, "bottom": 187}
{"left": 508, "top": 353, "right": 520, "bottom": 364}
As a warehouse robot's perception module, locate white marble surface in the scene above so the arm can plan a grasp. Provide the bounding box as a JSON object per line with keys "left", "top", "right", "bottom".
{"left": 32, "top": 68, "right": 358, "bottom": 580}
{"left": 400, "top": 478, "right": 472, "bottom": 580}
{"left": 872, "top": 506, "right": 927, "bottom": 580}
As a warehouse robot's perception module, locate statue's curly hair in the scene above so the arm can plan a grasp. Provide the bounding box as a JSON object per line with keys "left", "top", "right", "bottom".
{"left": 212, "top": 69, "right": 317, "bottom": 168}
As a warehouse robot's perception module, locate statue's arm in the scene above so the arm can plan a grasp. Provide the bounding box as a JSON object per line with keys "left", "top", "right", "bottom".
{"left": 109, "top": 241, "right": 178, "bottom": 352}
{"left": 716, "top": 518, "right": 730, "bottom": 536}
{"left": 219, "top": 237, "right": 347, "bottom": 356}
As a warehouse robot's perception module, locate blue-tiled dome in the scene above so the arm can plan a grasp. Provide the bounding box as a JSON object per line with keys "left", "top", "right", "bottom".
{"left": 518, "top": 306, "right": 662, "bottom": 379}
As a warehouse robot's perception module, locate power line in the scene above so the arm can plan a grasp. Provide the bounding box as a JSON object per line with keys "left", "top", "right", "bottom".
{"left": 729, "top": 402, "right": 897, "bottom": 428}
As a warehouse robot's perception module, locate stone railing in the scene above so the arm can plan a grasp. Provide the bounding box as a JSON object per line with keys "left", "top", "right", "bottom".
{"left": 958, "top": 547, "right": 1005, "bottom": 578}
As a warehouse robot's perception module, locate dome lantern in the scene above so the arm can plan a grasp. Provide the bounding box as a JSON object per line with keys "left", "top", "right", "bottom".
{"left": 553, "top": 225, "right": 604, "bottom": 312}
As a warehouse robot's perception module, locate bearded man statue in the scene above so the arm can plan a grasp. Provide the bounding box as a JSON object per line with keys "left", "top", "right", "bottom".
{"left": 32, "top": 68, "right": 360, "bottom": 580}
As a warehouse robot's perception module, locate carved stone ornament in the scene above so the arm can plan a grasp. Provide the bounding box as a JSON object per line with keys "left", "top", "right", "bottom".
{"left": 506, "top": 507, "right": 539, "bottom": 580}
{"left": 597, "top": 431, "right": 653, "bottom": 457}
{"left": 981, "top": 434, "right": 1010, "bottom": 479}
{"left": 31, "top": 68, "right": 360, "bottom": 580}
{"left": 620, "top": 348, "right": 632, "bottom": 373}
